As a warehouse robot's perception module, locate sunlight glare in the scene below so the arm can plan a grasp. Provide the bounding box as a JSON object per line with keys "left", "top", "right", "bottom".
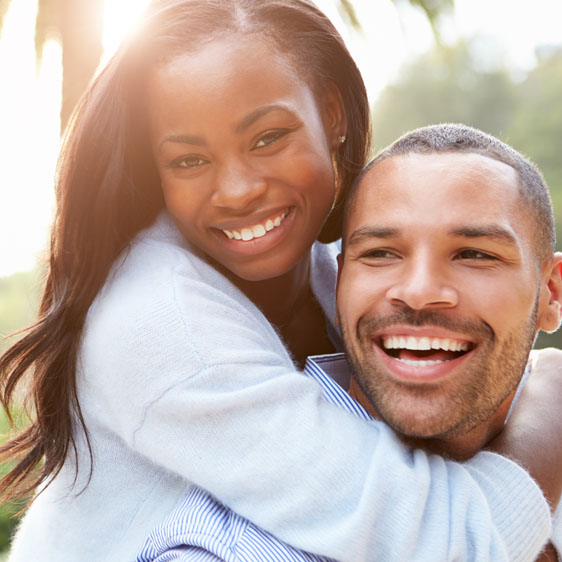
{"left": 0, "top": 0, "right": 61, "bottom": 277}
{"left": 102, "top": 0, "right": 151, "bottom": 64}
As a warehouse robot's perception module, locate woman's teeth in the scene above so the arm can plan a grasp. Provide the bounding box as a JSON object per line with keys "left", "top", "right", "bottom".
{"left": 222, "top": 210, "right": 288, "bottom": 241}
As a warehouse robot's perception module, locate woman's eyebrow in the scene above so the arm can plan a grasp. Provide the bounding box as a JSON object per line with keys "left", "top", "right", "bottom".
{"left": 158, "top": 104, "right": 293, "bottom": 150}
{"left": 159, "top": 134, "right": 206, "bottom": 150}
{"left": 234, "top": 104, "right": 292, "bottom": 133}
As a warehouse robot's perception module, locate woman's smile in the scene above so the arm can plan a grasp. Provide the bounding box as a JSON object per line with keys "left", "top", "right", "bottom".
{"left": 218, "top": 208, "right": 290, "bottom": 242}
{"left": 211, "top": 207, "right": 296, "bottom": 256}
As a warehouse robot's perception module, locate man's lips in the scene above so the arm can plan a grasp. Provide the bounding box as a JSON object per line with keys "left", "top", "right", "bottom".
{"left": 371, "top": 330, "right": 476, "bottom": 380}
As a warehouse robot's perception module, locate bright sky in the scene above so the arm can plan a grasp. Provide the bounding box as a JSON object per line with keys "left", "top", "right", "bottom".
{"left": 0, "top": 0, "right": 561, "bottom": 277}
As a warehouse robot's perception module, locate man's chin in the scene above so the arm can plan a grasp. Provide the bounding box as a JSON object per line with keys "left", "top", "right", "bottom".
{"left": 381, "top": 411, "right": 456, "bottom": 440}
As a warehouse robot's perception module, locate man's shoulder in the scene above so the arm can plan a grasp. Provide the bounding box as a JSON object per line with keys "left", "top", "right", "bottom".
{"left": 305, "top": 354, "right": 373, "bottom": 421}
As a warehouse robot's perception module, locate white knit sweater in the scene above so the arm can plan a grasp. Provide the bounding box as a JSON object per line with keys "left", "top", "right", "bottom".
{"left": 8, "top": 212, "right": 552, "bottom": 562}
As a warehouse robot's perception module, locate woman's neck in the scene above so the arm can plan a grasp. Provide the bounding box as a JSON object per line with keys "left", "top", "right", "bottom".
{"left": 227, "top": 254, "right": 335, "bottom": 367}
{"left": 233, "top": 256, "right": 312, "bottom": 328}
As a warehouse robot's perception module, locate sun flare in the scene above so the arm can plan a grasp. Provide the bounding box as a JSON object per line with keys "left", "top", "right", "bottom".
{"left": 102, "top": 0, "right": 151, "bottom": 64}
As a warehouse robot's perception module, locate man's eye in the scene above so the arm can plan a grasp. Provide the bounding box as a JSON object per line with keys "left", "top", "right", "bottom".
{"left": 170, "top": 155, "right": 207, "bottom": 169}
{"left": 253, "top": 129, "right": 289, "bottom": 149}
{"left": 361, "top": 249, "right": 399, "bottom": 260}
{"left": 456, "top": 249, "right": 496, "bottom": 260}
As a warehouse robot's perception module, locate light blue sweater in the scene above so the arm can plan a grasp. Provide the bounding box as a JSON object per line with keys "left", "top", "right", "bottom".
{"left": 8, "top": 212, "right": 552, "bottom": 561}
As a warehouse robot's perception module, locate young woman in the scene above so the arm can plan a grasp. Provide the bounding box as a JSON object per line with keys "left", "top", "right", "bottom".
{"left": 1, "top": 1, "right": 560, "bottom": 560}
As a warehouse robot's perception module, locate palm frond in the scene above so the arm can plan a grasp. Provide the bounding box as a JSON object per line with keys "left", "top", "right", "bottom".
{"left": 403, "top": 0, "right": 454, "bottom": 40}
{"left": 338, "top": 0, "right": 455, "bottom": 42}
{"left": 338, "top": 0, "right": 361, "bottom": 30}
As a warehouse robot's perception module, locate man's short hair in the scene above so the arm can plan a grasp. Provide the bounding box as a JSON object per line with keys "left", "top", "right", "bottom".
{"left": 346, "top": 124, "right": 555, "bottom": 263}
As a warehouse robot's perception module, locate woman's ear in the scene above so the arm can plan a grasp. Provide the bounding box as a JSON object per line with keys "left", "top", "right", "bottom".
{"left": 537, "top": 252, "right": 562, "bottom": 333}
{"left": 320, "top": 83, "right": 347, "bottom": 149}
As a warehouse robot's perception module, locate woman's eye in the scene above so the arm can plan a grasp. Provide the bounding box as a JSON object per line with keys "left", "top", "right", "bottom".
{"left": 170, "top": 155, "right": 207, "bottom": 169}
{"left": 253, "top": 129, "right": 289, "bottom": 149}
{"left": 456, "top": 249, "right": 496, "bottom": 261}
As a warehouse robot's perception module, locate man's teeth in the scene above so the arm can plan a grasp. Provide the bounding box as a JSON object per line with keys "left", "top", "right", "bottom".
{"left": 398, "top": 358, "right": 444, "bottom": 367}
{"left": 223, "top": 210, "right": 288, "bottom": 241}
{"left": 382, "top": 335, "right": 470, "bottom": 352}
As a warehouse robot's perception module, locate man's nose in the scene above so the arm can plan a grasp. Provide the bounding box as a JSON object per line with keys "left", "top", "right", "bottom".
{"left": 211, "top": 159, "right": 267, "bottom": 211}
{"left": 385, "top": 253, "right": 458, "bottom": 310}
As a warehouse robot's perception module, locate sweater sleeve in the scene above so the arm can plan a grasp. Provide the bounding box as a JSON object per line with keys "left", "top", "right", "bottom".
{"left": 80, "top": 240, "right": 551, "bottom": 562}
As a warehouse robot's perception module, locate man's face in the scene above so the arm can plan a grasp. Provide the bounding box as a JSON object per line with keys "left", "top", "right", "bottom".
{"left": 337, "top": 152, "right": 557, "bottom": 440}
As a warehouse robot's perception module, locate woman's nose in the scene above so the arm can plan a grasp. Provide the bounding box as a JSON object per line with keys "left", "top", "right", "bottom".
{"left": 211, "top": 159, "right": 267, "bottom": 211}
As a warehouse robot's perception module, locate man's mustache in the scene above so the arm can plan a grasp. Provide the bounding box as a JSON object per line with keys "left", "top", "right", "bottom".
{"left": 355, "top": 306, "right": 495, "bottom": 343}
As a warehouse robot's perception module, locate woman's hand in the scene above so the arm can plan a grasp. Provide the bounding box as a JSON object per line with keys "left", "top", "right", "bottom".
{"left": 488, "top": 347, "right": 562, "bottom": 512}
{"left": 536, "top": 543, "right": 559, "bottom": 562}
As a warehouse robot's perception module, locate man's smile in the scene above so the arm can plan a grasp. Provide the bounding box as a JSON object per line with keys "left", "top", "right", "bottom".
{"left": 379, "top": 334, "right": 473, "bottom": 367}
{"left": 362, "top": 324, "right": 480, "bottom": 383}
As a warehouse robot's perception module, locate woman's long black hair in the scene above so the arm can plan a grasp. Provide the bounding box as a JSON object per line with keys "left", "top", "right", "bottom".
{"left": 0, "top": 0, "right": 370, "bottom": 501}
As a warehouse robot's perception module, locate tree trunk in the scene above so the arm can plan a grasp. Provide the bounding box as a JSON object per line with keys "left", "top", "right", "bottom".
{"left": 60, "top": 0, "right": 104, "bottom": 131}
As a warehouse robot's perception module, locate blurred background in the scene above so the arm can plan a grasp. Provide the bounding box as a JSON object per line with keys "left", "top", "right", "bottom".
{"left": 0, "top": 0, "right": 561, "bottom": 553}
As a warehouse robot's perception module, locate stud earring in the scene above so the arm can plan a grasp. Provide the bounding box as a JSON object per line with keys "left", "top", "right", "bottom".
{"left": 338, "top": 135, "right": 347, "bottom": 145}
{"left": 331, "top": 151, "right": 342, "bottom": 211}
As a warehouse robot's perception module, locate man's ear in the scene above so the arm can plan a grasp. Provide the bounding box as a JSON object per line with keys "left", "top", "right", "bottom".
{"left": 336, "top": 252, "right": 343, "bottom": 283}
{"left": 537, "top": 252, "right": 562, "bottom": 333}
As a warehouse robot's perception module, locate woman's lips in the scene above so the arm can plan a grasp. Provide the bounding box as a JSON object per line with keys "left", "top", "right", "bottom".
{"left": 220, "top": 209, "right": 290, "bottom": 242}
{"left": 212, "top": 207, "right": 295, "bottom": 256}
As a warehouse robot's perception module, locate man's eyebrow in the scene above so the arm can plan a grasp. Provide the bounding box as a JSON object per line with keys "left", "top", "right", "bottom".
{"left": 234, "top": 104, "right": 292, "bottom": 134}
{"left": 449, "top": 225, "right": 518, "bottom": 246}
{"left": 346, "top": 226, "right": 400, "bottom": 247}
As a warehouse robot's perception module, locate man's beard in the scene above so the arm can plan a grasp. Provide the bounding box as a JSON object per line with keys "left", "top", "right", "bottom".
{"left": 340, "top": 303, "right": 538, "bottom": 439}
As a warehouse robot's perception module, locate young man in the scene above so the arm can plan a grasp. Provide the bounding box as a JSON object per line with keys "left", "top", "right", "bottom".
{"left": 337, "top": 123, "right": 562, "bottom": 463}
{"left": 138, "top": 124, "right": 562, "bottom": 562}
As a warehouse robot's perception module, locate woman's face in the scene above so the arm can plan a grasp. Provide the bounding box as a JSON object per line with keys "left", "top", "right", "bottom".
{"left": 147, "top": 34, "right": 344, "bottom": 281}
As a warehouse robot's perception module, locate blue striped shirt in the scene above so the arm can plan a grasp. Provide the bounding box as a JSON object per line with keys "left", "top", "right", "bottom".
{"left": 137, "top": 354, "right": 368, "bottom": 562}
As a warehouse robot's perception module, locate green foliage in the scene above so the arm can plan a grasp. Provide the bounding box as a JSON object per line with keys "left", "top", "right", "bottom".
{"left": 371, "top": 38, "right": 517, "bottom": 150}
{"left": 506, "top": 48, "right": 562, "bottom": 225}
{"left": 0, "top": 271, "right": 39, "bottom": 553}
{"left": 0, "top": 270, "right": 42, "bottom": 354}
{"left": 0, "top": 408, "right": 29, "bottom": 554}
{"left": 338, "top": 0, "right": 454, "bottom": 35}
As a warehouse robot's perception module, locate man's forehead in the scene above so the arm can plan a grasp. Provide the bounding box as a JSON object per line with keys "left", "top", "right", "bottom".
{"left": 359, "top": 151, "right": 518, "bottom": 196}
{"left": 345, "top": 152, "right": 522, "bottom": 236}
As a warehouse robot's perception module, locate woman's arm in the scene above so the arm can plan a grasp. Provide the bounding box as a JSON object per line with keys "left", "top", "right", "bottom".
{"left": 489, "top": 348, "right": 562, "bottom": 562}
{"left": 487, "top": 348, "right": 562, "bottom": 512}
{"left": 82, "top": 237, "right": 552, "bottom": 562}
